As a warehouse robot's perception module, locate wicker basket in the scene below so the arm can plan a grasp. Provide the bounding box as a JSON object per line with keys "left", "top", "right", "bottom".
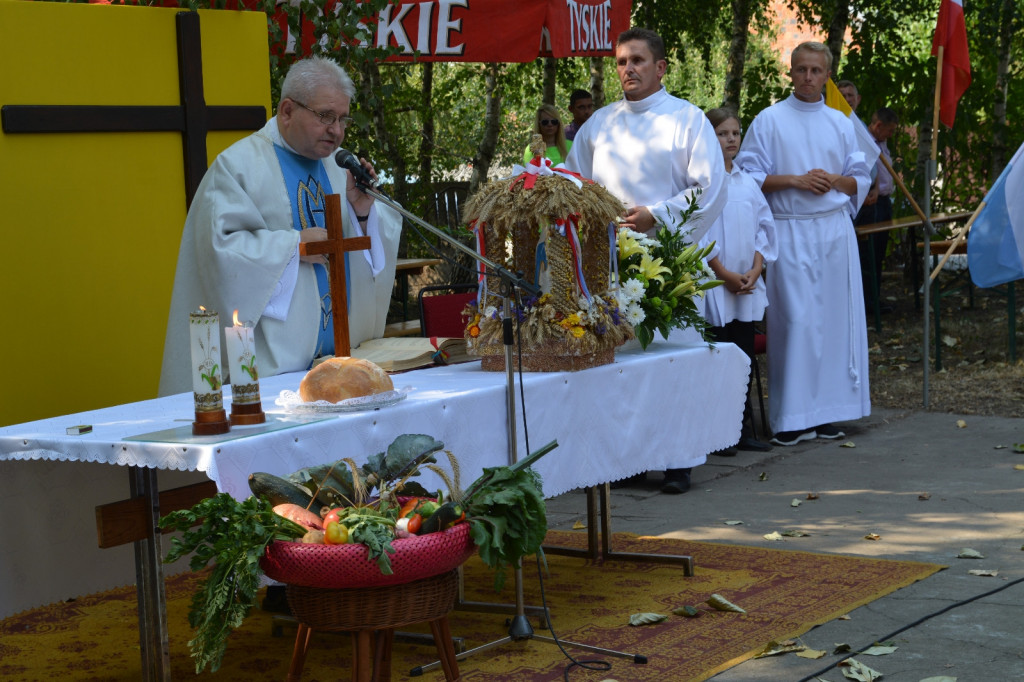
{"left": 285, "top": 569, "right": 459, "bottom": 631}
{"left": 260, "top": 521, "right": 474, "bottom": 589}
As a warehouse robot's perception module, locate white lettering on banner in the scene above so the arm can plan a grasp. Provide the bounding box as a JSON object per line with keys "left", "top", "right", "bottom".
{"left": 377, "top": 4, "right": 415, "bottom": 52}
{"left": 435, "top": 0, "right": 468, "bottom": 55}
{"left": 373, "top": 0, "right": 467, "bottom": 56}
{"left": 564, "top": 0, "right": 612, "bottom": 53}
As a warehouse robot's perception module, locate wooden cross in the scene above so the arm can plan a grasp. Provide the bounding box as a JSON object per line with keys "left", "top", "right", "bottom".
{"left": 0, "top": 11, "right": 265, "bottom": 208}
{"left": 300, "top": 193, "right": 371, "bottom": 357}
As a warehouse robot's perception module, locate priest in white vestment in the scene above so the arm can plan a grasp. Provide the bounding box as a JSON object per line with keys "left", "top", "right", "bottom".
{"left": 734, "top": 42, "right": 871, "bottom": 446}
{"left": 159, "top": 57, "right": 401, "bottom": 396}
{"left": 565, "top": 28, "right": 728, "bottom": 494}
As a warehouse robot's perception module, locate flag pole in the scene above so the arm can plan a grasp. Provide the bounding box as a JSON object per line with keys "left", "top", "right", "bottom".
{"left": 923, "top": 45, "right": 945, "bottom": 408}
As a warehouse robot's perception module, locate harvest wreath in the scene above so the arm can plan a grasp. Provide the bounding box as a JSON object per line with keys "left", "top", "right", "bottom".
{"left": 160, "top": 434, "right": 554, "bottom": 673}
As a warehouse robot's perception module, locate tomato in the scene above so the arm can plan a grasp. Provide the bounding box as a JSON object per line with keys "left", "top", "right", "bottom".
{"left": 322, "top": 507, "right": 346, "bottom": 528}
{"left": 324, "top": 521, "right": 349, "bottom": 545}
{"left": 407, "top": 514, "right": 422, "bottom": 534}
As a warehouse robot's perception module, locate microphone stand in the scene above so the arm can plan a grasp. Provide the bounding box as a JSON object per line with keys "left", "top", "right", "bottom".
{"left": 352, "top": 181, "right": 646, "bottom": 675}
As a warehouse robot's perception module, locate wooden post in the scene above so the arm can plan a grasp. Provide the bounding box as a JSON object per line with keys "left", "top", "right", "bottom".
{"left": 299, "top": 194, "right": 371, "bottom": 357}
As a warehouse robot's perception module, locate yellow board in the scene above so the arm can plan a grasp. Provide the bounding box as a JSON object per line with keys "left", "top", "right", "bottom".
{"left": 0, "top": 1, "right": 270, "bottom": 426}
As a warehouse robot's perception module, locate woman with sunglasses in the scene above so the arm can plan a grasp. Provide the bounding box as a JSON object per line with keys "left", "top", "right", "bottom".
{"left": 523, "top": 104, "right": 572, "bottom": 166}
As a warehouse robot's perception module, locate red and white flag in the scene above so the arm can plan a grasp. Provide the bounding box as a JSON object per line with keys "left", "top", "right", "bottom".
{"left": 931, "top": 0, "right": 971, "bottom": 128}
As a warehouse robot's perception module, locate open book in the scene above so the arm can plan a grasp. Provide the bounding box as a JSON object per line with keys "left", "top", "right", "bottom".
{"left": 351, "top": 336, "right": 475, "bottom": 372}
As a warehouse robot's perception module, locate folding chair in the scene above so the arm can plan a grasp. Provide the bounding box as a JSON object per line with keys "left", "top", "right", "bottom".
{"left": 418, "top": 283, "right": 478, "bottom": 338}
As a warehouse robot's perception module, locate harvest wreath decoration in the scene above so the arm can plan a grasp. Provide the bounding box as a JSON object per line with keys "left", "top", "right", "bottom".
{"left": 160, "top": 434, "right": 554, "bottom": 673}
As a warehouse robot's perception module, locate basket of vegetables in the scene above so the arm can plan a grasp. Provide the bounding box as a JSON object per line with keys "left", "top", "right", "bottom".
{"left": 160, "top": 434, "right": 554, "bottom": 674}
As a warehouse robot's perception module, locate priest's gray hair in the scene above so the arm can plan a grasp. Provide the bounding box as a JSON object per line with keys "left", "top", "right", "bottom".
{"left": 281, "top": 56, "right": 356, "bottom": 104}
{"left": 791, "top": 41, "right": 833, "bottom": 72}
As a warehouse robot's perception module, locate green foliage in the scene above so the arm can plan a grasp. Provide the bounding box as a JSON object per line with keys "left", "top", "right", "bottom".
{"left": 159, "top": 493, "right": 307, "bottom": 673}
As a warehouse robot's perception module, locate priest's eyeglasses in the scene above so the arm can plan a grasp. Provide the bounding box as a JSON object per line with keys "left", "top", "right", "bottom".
{"left": 292, "top": 99, "right": 353, "bottom": 129}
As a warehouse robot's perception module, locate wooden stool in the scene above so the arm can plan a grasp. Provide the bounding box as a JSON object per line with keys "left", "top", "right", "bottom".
{"left": 284, "top": 569, "right": 461, "bottom": 682}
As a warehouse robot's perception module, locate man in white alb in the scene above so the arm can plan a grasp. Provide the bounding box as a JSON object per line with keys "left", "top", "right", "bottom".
{"left": 159, "top": 56, "right": 401, "bottom": 396}
{"left": 735, "top": 41, "right": 872, "bottom": 446}
{"left": 565, "top": 27, "right": 727, "bottom": 494}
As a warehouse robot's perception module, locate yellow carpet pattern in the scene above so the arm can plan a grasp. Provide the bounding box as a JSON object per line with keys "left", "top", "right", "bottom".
{"left": 0, "top": 531, "right": 944, "bottom": 681}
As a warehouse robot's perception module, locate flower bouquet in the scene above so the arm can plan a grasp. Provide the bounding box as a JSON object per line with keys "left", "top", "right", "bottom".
{"left": 615, "top": 204, "right": 722, "bottom": 349}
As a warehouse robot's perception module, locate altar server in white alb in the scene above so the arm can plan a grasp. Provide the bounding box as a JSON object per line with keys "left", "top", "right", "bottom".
{"left": 698, "top": 107, "right": 777, "bottom": 452}
{"left": 565, "top": 27, "right": 727, "bottom": 495}
{"left": 565, "top": 27, "right": 726, "bottom": 244}
{"left": 734, "top": 41, "right": 871, "bottom": 447}
{"left": 159, "top": 56, "right": 401, "bottom": 396}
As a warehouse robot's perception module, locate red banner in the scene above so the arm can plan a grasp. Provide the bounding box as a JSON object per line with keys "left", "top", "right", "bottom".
{"left": 369, "top": 0, "right": 632, "bottom": 63}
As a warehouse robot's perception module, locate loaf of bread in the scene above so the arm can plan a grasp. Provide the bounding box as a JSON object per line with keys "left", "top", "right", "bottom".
{"left": 298, "top": 357, "right": 394, "bottom": 403}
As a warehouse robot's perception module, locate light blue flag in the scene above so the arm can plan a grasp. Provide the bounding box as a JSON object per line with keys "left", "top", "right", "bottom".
{"left": 967, "top": 142, "right": 1024, "bottom": 288}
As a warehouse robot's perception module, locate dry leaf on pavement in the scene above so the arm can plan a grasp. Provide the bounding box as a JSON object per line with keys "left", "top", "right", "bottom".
{"left": 791, "top": 498, "right": 802, "bottom": 507}
{"left": 572, "top": 520, "right": 585, "bottom": 529}
{"left": 957, "top": 548, "right": 985, "bottom": 559}
{"left": 839, "top": 657, "right": 883, "bottom": 681}
{"left": 864, "top": 533, "right": 881, "bottom": 541}
{"left": 968, "top": 569, "right": 998, "bottom": 577}
{"left": 706, "top": 593, "right": 746, "bottom": 613}
{"left": 956, "top": 419, "right": 967, "bottom": 428}
{"left": 763, "top": 531, "right": 783, "bottom": 541}
{"left": 918, "top": 492, "right": 932, "bottom": 500}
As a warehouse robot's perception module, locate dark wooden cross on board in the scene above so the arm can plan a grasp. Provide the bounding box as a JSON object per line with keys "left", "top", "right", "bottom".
{"left": 0, "top": 11, "right": 266, "bottom": 208}
{"left": 302, "top": 193, "right": 371, "bottom": 356}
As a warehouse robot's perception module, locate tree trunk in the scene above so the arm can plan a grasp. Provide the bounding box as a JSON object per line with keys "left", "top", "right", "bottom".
{"left": 990, "top": 0, "right": 1016, "bottom": 178}
{"left": 419, "top": 62, "right": 435, "bottom": 188}
{"left": 543, "top": 56, "right": 556, "bottom": 106}
{"left": 469, "top": 63, "right": 503, "bottom": 197}
{"left": 589, "top": 56, "right": 605, "bottom": 108}
{"left": 826, "top": 0, "right": 849, "bottom": 75}
{"left": 723, "top": 0, "right": 751, "bottom": 110}
{"left": 359, "top": 59, "right": 408, "bottom": 211}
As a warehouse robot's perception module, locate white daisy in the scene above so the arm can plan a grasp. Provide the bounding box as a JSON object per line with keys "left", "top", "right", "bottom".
{"left": 625, "top": 303, "right": 646, "bottom": 326}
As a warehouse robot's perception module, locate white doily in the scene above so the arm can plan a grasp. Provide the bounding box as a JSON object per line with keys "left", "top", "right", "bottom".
{"left": 275, "top": 387, "right": 411, "bottom": 413}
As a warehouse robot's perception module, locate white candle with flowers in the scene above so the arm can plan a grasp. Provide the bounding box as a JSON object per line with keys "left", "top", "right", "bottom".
{"left": 225, "top": 310, "right": 260, "bottom": 406}
{"left": 188, "top": 307, "right": 224, "bottom": 413}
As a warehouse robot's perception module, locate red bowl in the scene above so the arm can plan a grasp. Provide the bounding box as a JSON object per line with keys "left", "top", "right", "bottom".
{"left": 260, "top": 521, "right": 475, "bottom": 589}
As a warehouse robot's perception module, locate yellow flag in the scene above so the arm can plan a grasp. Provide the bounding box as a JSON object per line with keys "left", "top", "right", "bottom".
{"left": 825, "top": 79, "right": 854, "bottom": 116}
{"left": 825, "top": 79, "right": 880, "bottom": 170}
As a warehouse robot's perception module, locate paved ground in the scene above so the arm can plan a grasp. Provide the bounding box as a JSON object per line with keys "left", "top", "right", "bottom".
{"left": 545, "top": 407, "right": 1024, "bottom": 681}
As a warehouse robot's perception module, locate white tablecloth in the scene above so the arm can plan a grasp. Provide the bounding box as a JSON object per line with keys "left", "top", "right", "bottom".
{"left": 0, "top": 337, "right": 749, "bottom": 616}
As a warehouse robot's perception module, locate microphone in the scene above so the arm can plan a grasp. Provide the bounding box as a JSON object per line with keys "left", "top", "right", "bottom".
{"left": 334, "top": 148, "right": 375, "bottom": 189}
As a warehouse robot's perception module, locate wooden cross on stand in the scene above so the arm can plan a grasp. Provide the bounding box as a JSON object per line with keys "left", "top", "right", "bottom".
{"left": 301, "top": 193, "right": 371, "bottom": 357}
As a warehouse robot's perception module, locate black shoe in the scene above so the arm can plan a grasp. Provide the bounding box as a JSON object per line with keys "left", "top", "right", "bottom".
{"left": 737, "top": 437, "right": 773, "bottom": 452}
{"left": 815, "top": 423, "right": 845, "bottom": 439}
{"left": 710, "top": 448, "right": 738, "bottom": 457}
{"left": 769, "top": 429, "right": 816, "bottom": 446}
{"left": 661, "top": 468, "right": 691, "bottom": 494}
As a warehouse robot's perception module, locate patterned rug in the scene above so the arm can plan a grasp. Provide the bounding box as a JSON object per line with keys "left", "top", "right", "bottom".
{"left": 0, "top": 531, "right": 943, "bottom": 681}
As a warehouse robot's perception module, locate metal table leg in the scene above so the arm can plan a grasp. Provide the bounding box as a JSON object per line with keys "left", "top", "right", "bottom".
{"left": 130, "top": 465, "right": 171, "bottom": 682}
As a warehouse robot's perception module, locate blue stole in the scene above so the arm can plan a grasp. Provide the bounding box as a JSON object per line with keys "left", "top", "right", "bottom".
{"left": 273, "top": 146, "right": 351, "bottom": 361}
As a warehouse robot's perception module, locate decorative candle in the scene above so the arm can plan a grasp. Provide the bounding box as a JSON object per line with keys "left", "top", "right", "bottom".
{"left": 225, "top": 310, "right": 261, "bottom": 405}
{"left": 189, "top": 307, "right": 224, "bottom": 413}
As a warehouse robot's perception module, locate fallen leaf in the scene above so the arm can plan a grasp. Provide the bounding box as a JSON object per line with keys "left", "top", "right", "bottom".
{"left": 839, "top": 657, "right": 883, "bottom": 681}
{"left": 791, "top": 498, "right": 802, "bottom": 507}
{"left": 672, "top": 605, "right": 701, "bottom": 618}
{"left": 1014, "top": 464, "right": 1024, "bottom": 471}
{"left": 754, "top": 640, "right": 804, "bottom": 658}
{"left": 968, "top": 569, "right": 998, "bottom": 577}
{"left": 706, "top": 593, "right": 746, "bottom": 613}
{"left": 572, "top": 520, "right": 585, "bottom": 530}
{"left": 834, "top": 643, "right": 852, "bottom": 653}
{"left": 956, "top": 419, "right": 967, "bottom": 428}
{"left": 840, "top": 441, "right": 856, "bottom": 448}
{"left": 918, "top": 677, "right": 958, "bottom": 682}
{"left": 837, "top": 614, "right": 851, "bottom": 620}
{"left": 957, "top": 548, "right": 985, "bottom": 559}
{"left": 861, "top": 645, "right": 897, "bottom": 656}
{"left": 796, "top": 648, "right": 827, "bottom": 659}
{"left": 763, "top": 531, "right": 783, "bottom": 541}
{"left": 724, "top": 520, "right": 744, "bottom": 525}
{"left": 942, "top": 335, "right": 958, "bottom": 347}
{"left": 993, "top": 444, "right": 1007, "bottom": 449}
{"left": 781, "top": 529, "right": 812, "bottom": 537}
{"left": 864, "top": 533, "right": 881, "bottom": 541}
{"left": 918, "top": 492, "right": 932, "bottom": 501}
{"left": 807, "top": 492, "right": 820, "bottom": 500}
{"left": 1014, "top": 443, "right": 1024, "bottom": 453}
{"left": 759, "top": 471, "right": 769, "bottom": 481}
{"left": 628, "top": 612, "right": 667, "bottom": 626}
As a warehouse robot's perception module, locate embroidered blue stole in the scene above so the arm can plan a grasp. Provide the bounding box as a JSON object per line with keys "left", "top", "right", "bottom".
{"left": 273, "top": 146, "right": 351, "bottom": 360}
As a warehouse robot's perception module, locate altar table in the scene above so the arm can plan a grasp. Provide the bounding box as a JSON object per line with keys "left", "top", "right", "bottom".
{"left": 0, "top": 337, "right": 748, "bottom": 677}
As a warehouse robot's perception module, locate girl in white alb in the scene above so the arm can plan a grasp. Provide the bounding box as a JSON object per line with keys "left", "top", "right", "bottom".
{"left": 699, "top": 107, "right": 778, "bottom": 450}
